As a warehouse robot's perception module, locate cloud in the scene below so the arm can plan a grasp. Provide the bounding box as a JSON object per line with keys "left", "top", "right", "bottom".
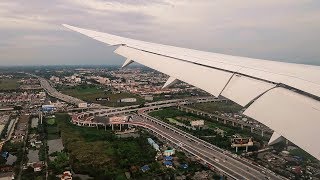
{"left": 0, "top": 0, "right": 319, "bottom": 65}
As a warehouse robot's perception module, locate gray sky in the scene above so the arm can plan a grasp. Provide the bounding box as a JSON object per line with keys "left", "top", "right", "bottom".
{"left": 0, "top": 0, "right": 319, "bottom": 66}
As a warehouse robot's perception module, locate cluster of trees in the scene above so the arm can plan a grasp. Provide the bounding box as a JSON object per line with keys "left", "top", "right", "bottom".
{"left": 2, "top": 141, "right": 24, "bottom": 175}
{"left": 55, "top": 113, "right": 157, "bottom": 179}
{"left": 48, "top": 152, "right": 69, "bottom": 174}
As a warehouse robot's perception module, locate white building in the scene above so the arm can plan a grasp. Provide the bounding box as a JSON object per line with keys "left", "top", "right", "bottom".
{"left": 163, "top": 149, "right": 175, "bottom": 156}
{"left": 74, "top": 77, "right": 81, "bottom": 83}
{"left": 119, "top": 98, "right": 137, "bottom": 103}
{"left": 50, "top": 76, "right": 60, "bottom": 82}
{"left": 78, "top": 102, "right": 88, "bottom": 108}
{"left": 190, "top": 120, "right": 204, "bottom": 126}
{"left": 94, "top": 76, "right": 110, "bottom": 85}
{"left": 144, "top": 95, "right": 154, "bottom": 101}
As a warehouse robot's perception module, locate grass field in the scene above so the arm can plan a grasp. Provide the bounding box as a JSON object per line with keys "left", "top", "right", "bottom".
{"left": 47, "top": 126, "right": 60, "bottom": 140}
{"left": 0, "top": 79, "right": 19, "bottom": 90}
{"left": 189, "top": 101, "right": 243, "bottom": 114}
{"left": 46, "top": 118, "right": 60, "bottom": 140}
{"left": 61, "top": 86, "right": 144, "bottom": 107}
{"left": 46, "top": 118, "right": 56, "bottom": 125}
{"left": 166, "top": 118, "right": 179, "bottom": 124}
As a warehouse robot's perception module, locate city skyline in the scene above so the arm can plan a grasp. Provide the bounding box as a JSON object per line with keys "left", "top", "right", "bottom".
{"left": 1, "top": 0, "right": 320, "bottom": 66}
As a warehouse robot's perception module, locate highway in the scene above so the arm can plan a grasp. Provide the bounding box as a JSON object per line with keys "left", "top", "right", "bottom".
{"left": 70, "top": 103, "right": 285, "bottom": 179}
{"left": 28, "top": 74, "right": 85, "bottom": 106}
{"left": 112, "top": 114, "right": 283, "bottom": 180}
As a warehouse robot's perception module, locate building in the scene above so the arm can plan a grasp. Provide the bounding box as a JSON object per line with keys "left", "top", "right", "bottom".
{"left": 163, "top": 161, "right": 173, "bottom": 167}
{"left": 164, "top": 156, "right": 173, "bottom": 161}
{"left": 144, "top": 95, "right": 154, "bottom": 101}
{"left": 74, "top": 77, "right": 81, "bottom": 83}
{"left": 77, "top": 102, "right": 88, "bottom": 108}
{"left": 42, "top": 105, "right": 55, "bottom": 112}
{"left": 180, "top": 163, "right": 188, "bottom": 169}
{"left": 147, "top": 138, "right": 155, "bottom": 145}
{"left": 147, "top": 138, "right": 160, "bottom": 151}
{"left": 118, "top": 98, "right": 137, "bottom": 103}
{"left": 61, "top": 171, "right": 72, "bottom": 180}
{"left": 92, "top": 76, "right": 110, "bottom": 85}
{"left": 190, "top": 120, "right": 204, "bottom": 127}
{"left": 141, "top": 165, "right": 150, "bottom": 172}
{"left": 164, "top": 149, "right": 175, "bottom": 156}
{"left": 109, "top": 116, "right": 128, "bottom": 124}
{"left": 152, "top": 143, "right": 160, "bottom": 151}
{"left": 33, "top": 162, "right": 43, "bottom": 172}
{"left": 50, "top": 76, "right": 60, "bottom": 82}
{"left": 0, "top": 172, "right": 14, "bottom": 180}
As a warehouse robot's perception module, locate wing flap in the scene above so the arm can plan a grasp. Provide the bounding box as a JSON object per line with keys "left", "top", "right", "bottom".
{"left": 221, "top": 74, "right": 276, "bottom": 106}
{"left": 244, "top": 87, "right": 320, "bottom": 160}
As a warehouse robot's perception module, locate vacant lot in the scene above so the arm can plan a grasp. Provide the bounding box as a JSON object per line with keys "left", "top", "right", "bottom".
{"left": 0, "top": 79, "right": 19, "bottom": 90}
{"left": 48, "top": 139, "right": 64, "bottom": 155}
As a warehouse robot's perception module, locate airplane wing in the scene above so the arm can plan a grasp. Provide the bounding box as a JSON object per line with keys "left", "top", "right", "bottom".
{"left": 63, "top": 24, "right": 320, "bottom": 160}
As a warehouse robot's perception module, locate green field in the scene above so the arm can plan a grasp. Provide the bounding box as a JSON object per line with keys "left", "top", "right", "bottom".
{"left": 166, "top": 118, "right": 179, "bottom": 124}
{"left": 149, "top": 108, "right": 193, "bottom": 119}
{"left": 46, "top": 118, "right": 56, "bottom": 125}
{"left": 46, "top": 118, "right": 60, "bottom": 140}
{"left": 47, "top": 126, "right": 60, "bottom": 140}
{"left": 189, "top": 101, "right": 243, "bottom": 114}
{"left": 0, "top": 79, "right": 19, "bottom": 90}
{"left": 61, "top": 85, "right": 144, "bottom": 107}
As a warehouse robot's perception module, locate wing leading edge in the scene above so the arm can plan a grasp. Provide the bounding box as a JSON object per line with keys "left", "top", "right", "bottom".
{"left": 62, "top": 24, "right": 320, "bottom": 160}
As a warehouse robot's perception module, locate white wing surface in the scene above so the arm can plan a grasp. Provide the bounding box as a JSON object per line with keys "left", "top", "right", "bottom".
{"left": 63, "top": 24, "right": 320, "bottom": 160}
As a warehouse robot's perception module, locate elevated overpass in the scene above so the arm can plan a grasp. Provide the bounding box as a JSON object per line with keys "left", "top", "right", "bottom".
{"left": 178, "top": 106, "right": 272, "bottom": 137}
{"left": 71, "top": 97, "right": 271, "bottom": 135}
{"left": 70, "top": 105, "right": 284, "bottom": 179}
{"left": 107, "top": 114, "right": 284, "bottom": 180}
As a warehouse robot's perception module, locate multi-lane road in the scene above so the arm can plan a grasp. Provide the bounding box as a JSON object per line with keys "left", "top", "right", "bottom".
{"left": 121, "top": 114, "right": 284, "bottom": 180}
{"left": 29, "top": 74, "right": 85, "bottom": 105}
